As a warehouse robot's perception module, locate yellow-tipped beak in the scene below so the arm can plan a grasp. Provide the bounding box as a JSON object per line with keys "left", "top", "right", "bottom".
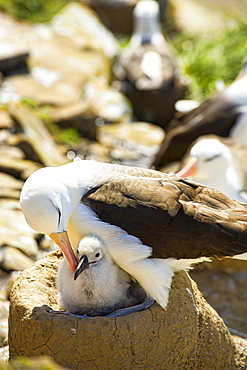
{"left": 176, "top": 156, "right": 198, "bottom": 178}
{"left": 50, "top": 231, "right": 78, "bottom": 272}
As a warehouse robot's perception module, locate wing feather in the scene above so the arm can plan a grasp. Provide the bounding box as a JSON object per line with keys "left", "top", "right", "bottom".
{"left": 82, "top": 173, "right": 247, "bottom": 259}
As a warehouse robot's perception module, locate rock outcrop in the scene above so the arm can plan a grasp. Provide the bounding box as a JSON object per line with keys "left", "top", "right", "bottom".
{"left": 9, "top": 250, "right": 247, "bottom": 369}
{"left": 191, "top": 258, "right": 247, "bottom": 338}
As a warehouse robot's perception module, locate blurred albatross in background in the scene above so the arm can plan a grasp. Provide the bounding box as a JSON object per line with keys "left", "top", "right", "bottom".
{"left": 114, "top": 0, "right": 187, "bottom": 127}
{"left": 153, "top": 67, "right": 247, "bottom": 170}
{"left": 177, "top": 135, "right": 247, "bottom": 203}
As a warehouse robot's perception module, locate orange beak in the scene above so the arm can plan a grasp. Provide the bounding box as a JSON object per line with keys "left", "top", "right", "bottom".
{"left": 50, "top": 231, "right": 78, "bottom": 272}
{"left": 176, "top": 156, "right": 198, "bottom": 178}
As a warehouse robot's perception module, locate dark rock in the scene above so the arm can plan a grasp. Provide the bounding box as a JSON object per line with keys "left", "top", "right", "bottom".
{"left": 0, "top": 53, "right": 29, "bottom": 77}
{"left": 83, "top": 0, "right": 137, "bottom": 35}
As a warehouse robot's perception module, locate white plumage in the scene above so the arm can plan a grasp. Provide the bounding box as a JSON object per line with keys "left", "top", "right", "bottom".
{"left": 140, "top": 51, "right": 163, "bottom": 81}
{"left": 128, "top": 0, "right": 166, "bottom": 49}
{"left": 177, "top": 136, "right": 247, "bottom": 203}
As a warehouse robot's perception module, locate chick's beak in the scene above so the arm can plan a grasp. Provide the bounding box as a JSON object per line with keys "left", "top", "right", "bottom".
{"left": 176, "top": 156, "right": 198, "bottom": 178}
{"left": 50, "top": 231, "right": 78, "bottom": 272}
{"left": 74, "top": 255, "right": 89, "bottom": 280}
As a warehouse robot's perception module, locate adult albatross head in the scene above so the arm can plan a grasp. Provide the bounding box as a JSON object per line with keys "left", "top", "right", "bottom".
{"left": 20, "top": 162, "right": 92, "bottom": 272}
{"left": 20, "top": 160, "right": 247, "bottom": 310}
{"left": 176, "top": 135, "right": 247, "bottom": 203}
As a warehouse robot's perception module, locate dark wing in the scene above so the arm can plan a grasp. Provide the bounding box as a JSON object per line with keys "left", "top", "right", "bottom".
{"left": 115, "top": 44, "right": 186, "bottom": 127}
{"left": 152, "top": 93, "right": 240, "bottom": 169}
{"left": 82, "top": 174, "right": 247, "bottom": 259}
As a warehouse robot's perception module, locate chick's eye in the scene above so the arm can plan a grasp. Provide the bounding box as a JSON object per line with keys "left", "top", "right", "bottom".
{"left": 95, "top": 253, "right": 100, "bottom": 258}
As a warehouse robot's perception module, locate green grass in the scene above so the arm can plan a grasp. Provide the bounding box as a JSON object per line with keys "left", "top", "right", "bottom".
{"left": 170, "top": 21, "right": 247, "bottom": 100}
{"left": 118, "top": 20, "right": 247, "bottom": 101}
{"left": 37, "top": 109, "right": 81, "bottom": 145}
{"left": 21, "top": 99, "right": 81, "bottom": 145}
{"left": 0, "top": 0, "right": 75, "bottom": 23}
{"left": 21, "top": 98, "right": 39, "bottom": 109}
{"left": 47, "top": 122, "right": 81, "bottom": 145}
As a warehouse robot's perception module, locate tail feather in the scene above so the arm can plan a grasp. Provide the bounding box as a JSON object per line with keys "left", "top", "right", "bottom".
{"left": 130, "top": 258, "right": 174, "bottom": 309}
{"left": 232, "top": 253, "right": 247, "bottom": 260}
{"left": 166, "top": 257, "right": 211, "bottom": 271}
{"left": 123, "top": 257, "right": 211, "bottom": 309}
{"left": 105, "top": 232, "right": 210, "bottom": 309}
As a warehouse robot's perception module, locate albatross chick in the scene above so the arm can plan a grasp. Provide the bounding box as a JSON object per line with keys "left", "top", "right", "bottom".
{"left": 57, "top": 234, "right": 148, "bottom": 316}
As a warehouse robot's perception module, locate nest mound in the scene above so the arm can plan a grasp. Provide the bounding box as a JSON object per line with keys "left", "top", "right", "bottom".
{"left": 8, "top": 250, "right": 247, "bottom": 369}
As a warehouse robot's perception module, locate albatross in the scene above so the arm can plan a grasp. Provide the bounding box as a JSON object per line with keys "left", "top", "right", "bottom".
{"left": 152, "top": 68, "right": 247, "bottom": 170}
{"left": 20, "top": 160, "right": 247, "bottom": 310}
{"left": 176, "top": 135, "right": 247, "bottom": 203}
{"left": 114, "top": 0, "right": 187, "bottom": 127}
{"left": 57, "top": 234, "right": 149, "bottom": 317}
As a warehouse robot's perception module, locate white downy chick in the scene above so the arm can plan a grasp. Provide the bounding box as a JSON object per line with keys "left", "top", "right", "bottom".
{"left": 56, "top": 234, "right": 147, "bottom": 316}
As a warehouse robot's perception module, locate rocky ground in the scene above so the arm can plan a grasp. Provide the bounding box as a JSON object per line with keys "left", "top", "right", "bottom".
{"left": 0, "top": 0, "right": 247, "bottom": 367}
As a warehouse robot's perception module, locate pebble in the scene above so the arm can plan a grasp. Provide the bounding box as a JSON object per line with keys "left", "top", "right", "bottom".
{"left": 0, "top": 246, "right": 34, "bottom": 272}
{"left": 0, "top": 345, "right": 9, "bottom": 363}
{"left": 0, "top": 301, "right": 9, "bottom": 347}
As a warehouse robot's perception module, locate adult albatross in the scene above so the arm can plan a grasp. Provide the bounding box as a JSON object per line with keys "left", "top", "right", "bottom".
{"left": 114, "top": 0, "right": 187, "bottom": 127}
{"left": 20, "top": 160, "right": 247, "bottom": 309}
{"left": 152, "top": 70, "right": 247, "bottom": 170}
{"left": 176, "top": 135, "right": 247, "bottom": 203}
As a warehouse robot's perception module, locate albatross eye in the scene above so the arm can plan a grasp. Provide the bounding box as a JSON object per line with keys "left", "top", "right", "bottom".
{"left": 203, "top": 154, "right": 220, "bottom": 162}
{"left": 54, "top": 206, "right": 61, "bottom": 227}
{"left": 95, "top": 252, "right": 100, "bottom": 258}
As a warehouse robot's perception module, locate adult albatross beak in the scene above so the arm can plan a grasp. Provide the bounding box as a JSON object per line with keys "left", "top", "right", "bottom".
{"left": 176, "top": 156, "right": 198, "bottom": 178}
{"left": 50, "top": 231, "right": 78, "bottom": 272}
